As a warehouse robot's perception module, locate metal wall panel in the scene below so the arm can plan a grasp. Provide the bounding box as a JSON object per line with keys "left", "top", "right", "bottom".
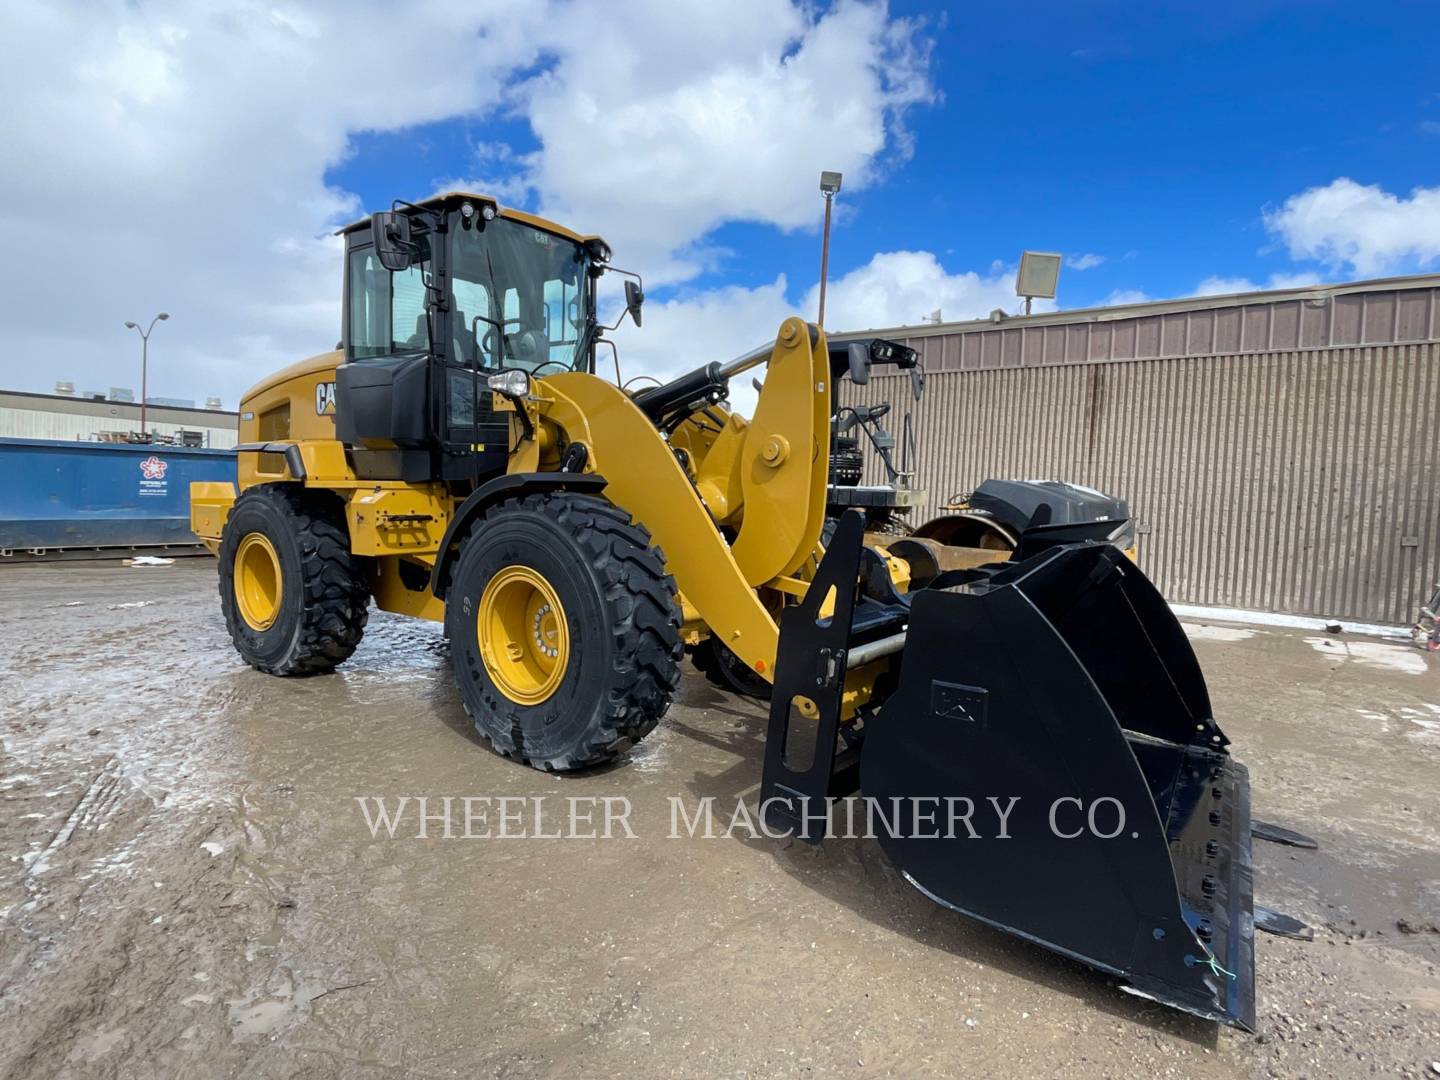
{"left": 0, "top": 408, "right": 238, "bottom": 447}
{"left": 847, "top": 343, "right": 1440, "bottom": 625}
{"left": 843, "top": 282, "right": 1439, "bottom": 370}
{"left": 0, "top": 392, "right": 239, "bottom": 448}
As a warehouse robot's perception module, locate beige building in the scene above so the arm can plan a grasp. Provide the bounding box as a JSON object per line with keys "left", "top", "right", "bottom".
{"left": 0, "top": 390, "right": 239, "bottom": 448}
{"left": 834, "top": 273, "right": 1440, "bottom": 625}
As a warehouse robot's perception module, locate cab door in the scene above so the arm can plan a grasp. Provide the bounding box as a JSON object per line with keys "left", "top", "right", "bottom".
{"left": 438, "top": 276, "right": 508, "bottom": 484}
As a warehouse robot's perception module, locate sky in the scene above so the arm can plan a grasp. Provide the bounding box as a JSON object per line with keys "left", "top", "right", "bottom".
{"left": 1, "top": 0, "right": 1437, "bottom": 414}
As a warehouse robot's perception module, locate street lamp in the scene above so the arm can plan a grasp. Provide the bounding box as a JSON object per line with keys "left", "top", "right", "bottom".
{"left": 817, "top": 170, "right": 842, "bottom": 328}
{"left": 123, "top": 312, "right": 169, "bottom": 437}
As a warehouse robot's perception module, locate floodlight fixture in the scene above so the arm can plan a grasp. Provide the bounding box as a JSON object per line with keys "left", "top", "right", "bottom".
{"left": 1016, "top": 250, "right": 1062, "bottom": 314}
{"left": 1017, "top": 250, "right": 1062, "bottom": 299}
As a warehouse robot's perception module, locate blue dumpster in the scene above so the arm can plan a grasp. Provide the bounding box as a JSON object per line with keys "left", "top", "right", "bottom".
{"left": 0, "top": 438, "right": 237, "bottom": 557}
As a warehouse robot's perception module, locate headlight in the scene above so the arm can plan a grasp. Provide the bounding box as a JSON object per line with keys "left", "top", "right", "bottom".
{"left": 487, "top": 370, "right": 531, "bottom": 398}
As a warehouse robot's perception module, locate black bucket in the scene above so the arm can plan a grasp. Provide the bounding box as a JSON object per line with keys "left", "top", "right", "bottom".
{"left": 861, "top": 542, "right": 1256, "bottom": 1029}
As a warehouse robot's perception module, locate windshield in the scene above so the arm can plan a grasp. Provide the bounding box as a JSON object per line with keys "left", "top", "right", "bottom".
{"left": 450, "top": 215, "right": 593, "bottom": 373}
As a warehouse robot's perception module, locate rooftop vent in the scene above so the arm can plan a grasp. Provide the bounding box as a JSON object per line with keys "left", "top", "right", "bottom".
{"left": 54, "top": 380, "right": 75, "bottom": 396}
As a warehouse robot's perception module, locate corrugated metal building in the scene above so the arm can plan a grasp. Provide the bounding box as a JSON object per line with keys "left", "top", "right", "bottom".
{"left": 834, "top": 273, "right": 1440, "bottom": 625}
{"left": 0, "top": 390, "right": 239, "bottom": 448}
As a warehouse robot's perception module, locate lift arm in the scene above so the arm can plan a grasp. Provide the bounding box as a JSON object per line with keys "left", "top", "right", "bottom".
{"left": 536, "top": 317, "right": 832, "bottom": 679}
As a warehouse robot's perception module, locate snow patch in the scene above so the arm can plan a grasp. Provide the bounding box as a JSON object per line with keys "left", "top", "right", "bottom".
{"left": 1304, "top": 637, "right": 1429, "bottom": 674}
{"left": 1399, "top": 707, "right": 1440, "bottom": 745}
{"left": 1353, "top": 709, "right": 1392, "bottom": 733}
{"left": 1182, "top": 623, "right": 1257, "bottom": 643}
{"left": 1173, "top": 604, "right": 1408, "bottom": 639}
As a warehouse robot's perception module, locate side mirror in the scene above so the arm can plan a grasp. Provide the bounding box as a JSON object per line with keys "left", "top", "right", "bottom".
{"left": 624, "top": 279, "right": 644, "bottom": 328}
{"left": 911, "top": 365, "right": 926, "bottom": 402}
{"left": 371, "top": 211, "right": 413, "bottom": 272}
{"left": 846, "top": 342, "right": 871, "bottom": 385}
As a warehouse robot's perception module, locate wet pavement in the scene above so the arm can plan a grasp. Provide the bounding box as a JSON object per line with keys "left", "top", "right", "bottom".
{"left": 1, "top": 560, "right": 1437, "bottom": 1078}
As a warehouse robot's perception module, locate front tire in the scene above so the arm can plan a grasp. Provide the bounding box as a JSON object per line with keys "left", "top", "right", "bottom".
{"left": 218, "top": 485, "right": 370, "bottom": 675}
{"left": 445, "top": 492, "right": 682, "bottom": 771}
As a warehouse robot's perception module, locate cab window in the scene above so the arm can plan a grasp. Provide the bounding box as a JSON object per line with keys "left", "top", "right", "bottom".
{"left": 449, "top": 217, "right": 592, "bottom": 373}
{"left": 451, "top": 278, "right": 492, "bottom": 366}
{"left": 347, "top": 242, "right": 432, "bottom": 359}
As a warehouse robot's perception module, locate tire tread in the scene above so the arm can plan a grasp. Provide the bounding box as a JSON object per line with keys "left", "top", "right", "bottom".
{"left": 220, "top": 485, "right": 369, "bottom": 676}
{"left": 452, "top": 492, "right": 682, "bottom": 770}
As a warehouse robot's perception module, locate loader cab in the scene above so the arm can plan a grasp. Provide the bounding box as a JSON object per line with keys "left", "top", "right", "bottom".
{"left": 334, "top": 192, "right": 604, "bottom": 486}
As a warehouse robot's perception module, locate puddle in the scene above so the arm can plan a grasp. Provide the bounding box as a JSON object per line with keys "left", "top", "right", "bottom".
{"left": 67, "top": 1028, "right": 126, "bottom": 1065}
{"left": 5, "top": 561, "right": 1440, "bottom": 1076}
{"left": 226, "top": 972, "right": 371, "bottom": 1039}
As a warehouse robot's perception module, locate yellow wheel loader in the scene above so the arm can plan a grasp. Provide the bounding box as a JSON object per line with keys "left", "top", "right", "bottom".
{"left": 192, "top": 191, "right": 1290, "bottom": 1029}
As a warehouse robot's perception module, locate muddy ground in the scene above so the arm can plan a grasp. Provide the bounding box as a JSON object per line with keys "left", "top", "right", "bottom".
{"left": 0, "top": 560, "right": 1437, "bottom": 1079}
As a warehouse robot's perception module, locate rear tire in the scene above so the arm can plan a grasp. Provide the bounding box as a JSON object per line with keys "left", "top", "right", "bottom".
{"left": 218, "top": 485, "right": 370, "bottom": 675}
{"left": 445, "top": 492, "right": 682, "bottom": 771}
{"left": 690, "top": 637, "right": 772, "bottom": 700}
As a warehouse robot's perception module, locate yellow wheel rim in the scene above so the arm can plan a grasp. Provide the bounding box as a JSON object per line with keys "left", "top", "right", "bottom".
{"left": 234, "top": 533, "right": 283, "bottom": 631}
{"left": 477, "top": 565, "right": 570, "bottom": 705}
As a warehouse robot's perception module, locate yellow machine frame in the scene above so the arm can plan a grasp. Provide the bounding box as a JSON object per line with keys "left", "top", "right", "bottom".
{"left": 193, "top": 309, "right": 835, "bottom": 682}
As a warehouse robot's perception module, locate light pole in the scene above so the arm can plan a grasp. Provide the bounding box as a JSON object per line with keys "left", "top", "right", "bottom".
{"left": 124, "top": 313, "right": 169, "bottom": 437}
{"left": 817, "top": 171, "right": 842, "bottom": 328}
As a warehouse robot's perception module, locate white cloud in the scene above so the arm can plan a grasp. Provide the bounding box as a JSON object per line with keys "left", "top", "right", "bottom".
{"left": 609, "top": 278, "right": 794, "bottom": 415}
{"left": 0, "top": 1, "right": 933, "bottom": 409}
{"left": 0, "top": 1, "right": 535, "bottom": 406}
{"left": 1192, "top": 277, "right": 1261, "bottom": 296}
{"left": 1100, "top": 289, "right": 1151, "bottom": 305}
{"left": 801, "top": 251, "right": 1027, "bottom": 330}
{"left": 609, "top": 250, "right": 1034, "bottom": 415}
{"left": 1192, "top": 272, "right": 1324, "bottom": 297}
{"left": 1266, "top": 271, "right": 1326, "bottom": 290}
{"left": 1263, "top": 177, "right": 1440, "bottom": 277}
{"left": 503, "top": 1, "right": 936, "bottom": 284}
{"left": 1067, "top": 253, "right": 1105, "bottom": 271}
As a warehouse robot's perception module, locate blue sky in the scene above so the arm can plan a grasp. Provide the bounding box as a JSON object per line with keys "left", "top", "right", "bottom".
{"left": 327, "top": 0, "right": 1439, "bottom": 317}
{"left": 3, "top": 1, "right": 1437, "bottom": 407}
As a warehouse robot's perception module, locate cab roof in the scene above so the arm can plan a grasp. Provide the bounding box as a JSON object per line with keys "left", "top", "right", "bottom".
{"left": 336, "top": 190, "right": 603, "bottom": 249}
